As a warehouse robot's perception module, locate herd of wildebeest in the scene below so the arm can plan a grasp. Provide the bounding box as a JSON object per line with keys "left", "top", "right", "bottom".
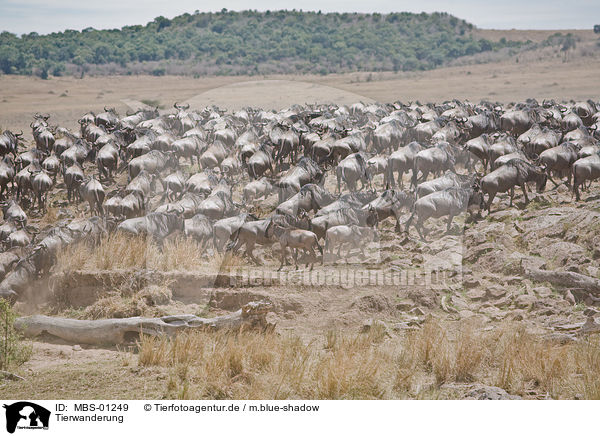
{"left": 0, "top": 97, "right": 599, "bottom": 304}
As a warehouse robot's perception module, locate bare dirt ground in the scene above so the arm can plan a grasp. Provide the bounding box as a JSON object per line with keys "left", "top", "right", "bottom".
{"left": 1, "top": 28, "right": 600, "bottom": 399}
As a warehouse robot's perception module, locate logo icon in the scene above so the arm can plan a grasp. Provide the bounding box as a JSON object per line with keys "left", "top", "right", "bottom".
{"left": 3, "top": 402, "right": 50, "bottom": 434}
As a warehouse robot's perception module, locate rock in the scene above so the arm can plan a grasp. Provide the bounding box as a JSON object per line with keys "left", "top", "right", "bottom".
{"left": 533, "top": 241, "right": 589, "bottom": 269}
{"left": 360, "top": 319, "right": 388, "bottom": 334}
{"left": 458, "top": 309, "right": 475, "bottom": 319}
{"left": 450, "top": 295, "right": 470, "bottom": 311}
{"left": 352, "top": 295, "right": 393, "bottom": 313}
{"left": 586, "top": 266, "right": 599, "bottom": 277}
{"left": 72, "top": 345, "right": 82, "bottom": 351}
{"left": 508, "top": 310, "right": 525, "bottom": 321}
{"left": 464, "top": 278, "right": 481, "bottom": 289}
{"left": 464, "top": 242, "right": 496, "bottom": 263}
{"left": 492, "top": 297, "right": 511, "bottom": 309}
{"left": 395, "top": 301, "right": 414, "bottom": 311}
{"left": 504, "top": 276, "right": 522, "bottom": 286}
{"left": 488, "top": 286, "right": 507, "bottom": 299}
{"left": 532, "top": 286, "right": 552, "bottom": 297}
{"left": 464, "top": 384, "right": 522, "bottom": 400}
{"left": 514, "top": 294, "right": 537, "bottom": 309}
{"left": 466, "top": 289, "right": 487, "bottom": 301}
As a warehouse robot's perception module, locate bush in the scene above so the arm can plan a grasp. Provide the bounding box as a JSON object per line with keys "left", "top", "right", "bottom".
{"left": 0, "top": 299, "right": 32, "bottom": 371}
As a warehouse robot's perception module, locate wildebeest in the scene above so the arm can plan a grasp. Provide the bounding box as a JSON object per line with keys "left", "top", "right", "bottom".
{"left": 227, "top": 217, "right": 279, "bottom": 264}
{"left": 405, "top": 186, "right": 484, "bottom": 240}
{"left": 310, "top": 206, "right": 378, "bottom": 240}
{"left": 500, "top": 107, "right": 541, "bottom": 136}
{"left": 79, "top": 177, "right": 105, "bottom": 216}
{"left": 30, "top": 170, "right": 53, "bottom": 210}
{"left": 128, "top": 150, "right": 178, "bottom": 180}
{"left": 0, "top": 130, "right": 22, "bottom": 157}
{"left": 315, "top": 191, "right": 378, "bottom": 217}
{"left": 200, "top": 140, "right": 229, "bottom": 170}
{"left": 0, "top": 156, "right": 15, "bottom": 199}
{"left": 162, "top": 171, "right": 186, "bottom": 201}
{"left": 247, "top": 143, "right": 274, "bottom": 180}
{"left": 197, "top": 190, "right": 237, "bottom": 220}
{"left": 336, "top": 152, "right": 371, "bottom": 193}
{"left": 572, "top": 152, "right": 600, "bottom": 201}
{"left": 184, "top": 213, "right": 213, "bottom": 250}
{"left": 412, "top": 143, "right": 455, "bottom": 186}
{"left": 0, "top": 256, "right": 37, "bottom": 302}
{"left": 387, "top": 141, "right": 424, "bottom": 188}
{"left": 276, "top": 157, "right": 324, "bottom": 202}
{"left": 324, "top": 225, "right": 379, "bottom": 262}
{"left": 1, "top": 199, "right": 27, "bottom": 225}
{"left": 96, "top": 142, "right": 120, "bottom": 181}
{"left": 538, "top": 142, "right": 580, "bottom": 186}
{"left": 41, "top": 154, "right": 61, "bottom": 183}
{"left": 64, "top": 162, "right": 85, "bottom": 203}
{"left": 172, "top": 135, "right": 205, "bottom": 167}
{"left": 0, "top": 251, "right": 18, "bottom": 282}
{"left": 276, "top": 183, "right": 335, "bottom": 216}
{"left": 243, "top": 177, "right": 273, "bottom": 203}
{"left": 488, "top": 134, "right": 519, "bottom": 168}
{"left": 464, "top": 134, "right": 492, "bottom": 171}
{"left": 120, "top": 191, "right": 146, "bottom": 219}
{"left": 274, "top": 226, "right": 322, "bottom": 270}
{"left": 185, "top": 171, "right": 219, "bottom": 196}
{"left": 212, "top": 213, "right": 257, "bottom": 253}
{"left": 117, "top": 211, "right": 184, "bottom": 245}
{"left": 155, "top": 192, "right": 204, "bottom": 219}
{"left": 372, "top": 120, "right": 405, "bottom": 153}
{"left": 363, "top": 189, "right": 414, "bottom": 231}
{"left": 481, "top": 159, "right": 547, "bottom": 211}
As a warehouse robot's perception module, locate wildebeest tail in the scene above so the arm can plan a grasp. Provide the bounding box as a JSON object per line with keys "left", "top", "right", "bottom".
{"left": 94, "top": 190, "right": 104, "bottom": 215}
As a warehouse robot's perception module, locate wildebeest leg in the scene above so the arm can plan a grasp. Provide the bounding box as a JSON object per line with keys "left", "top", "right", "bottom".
{"left": 416, "top": 219, "right": 427, "bottom": 242}
{"left": 404, "top": 212, "right": 415, "bottom": 233}
{"left": 246, "top": 242, "right": 262, "bottom": 265}
{"left": 509, "top": 187, "right": 514, "bottom": 207}
{"left": 446, "top": 215, "right": 454, "bottom": 233}
{"left": 308, "top": 248, "right": 315, "bottom": 271}
{"left": 486, "top": 193, "right": 496, "bottom": 212}
{"left": 521, "top": 183, "right": 529, "bottom": 204}
{"left": 574, "top": 182, "right": 581, "bottom": 201}
{"left": 278, "top": 245, "right": 286, "bottom": 271}
{"left": 547, "top": 173, "right": 559, "bottom": 188}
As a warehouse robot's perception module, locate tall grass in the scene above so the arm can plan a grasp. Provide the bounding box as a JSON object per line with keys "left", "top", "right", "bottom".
{"left": 54, "top": 233, "right": 224, "bottom": 272}
{"left": 136, "top": 319, "right": 600, "bottom": 400}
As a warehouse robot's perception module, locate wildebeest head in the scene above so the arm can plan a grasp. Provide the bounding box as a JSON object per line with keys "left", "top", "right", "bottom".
{"left": 366, "top": 205, "right": 379, "bottom": 228}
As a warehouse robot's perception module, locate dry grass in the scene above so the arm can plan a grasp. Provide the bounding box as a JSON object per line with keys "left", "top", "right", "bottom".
{"left": 2, "top": 319, "right": 599, "bottom": 399}
{"left": 135, "top": 319, "right": 600, "bottom": 400}
{"left": 54, "top": 233, "right": 218, "bottom": 273}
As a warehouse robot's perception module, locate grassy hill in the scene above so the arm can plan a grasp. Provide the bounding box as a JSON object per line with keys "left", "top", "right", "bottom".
{"left": 0, "top": 10, "right": 523, "bottom": 77}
